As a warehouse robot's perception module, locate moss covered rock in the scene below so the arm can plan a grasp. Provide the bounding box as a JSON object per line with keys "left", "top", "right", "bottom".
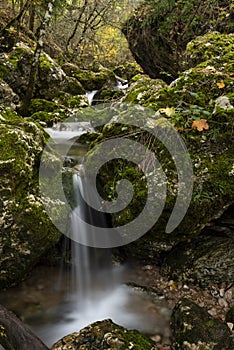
{"left": 67, "top": 94, "right": 89, "bottom": 108}
{"left": 62, "top": 62, "right": 116, "bottom": 91}
{"left": 123, "top": 75, "right": 167, "bottom": 105}
{"left": 51, "top": 319, "right": 157, "bottom": 350}
{"left": 85, "top": 32, "right": 234, "bottom": 260}
{"left": 0, "top": 107, "right": 61, "bottom": 288}
{"left": 0, "top": 42, "right": 84, "bottom": 102}
{"left": 171, "top": 299, "right": 232, "bottom": 349}
{"left": 161, "top": 235, "right": 234, "bottom": 286}
{"left": 122, "top": 1, "right": 233, "bottom": 82}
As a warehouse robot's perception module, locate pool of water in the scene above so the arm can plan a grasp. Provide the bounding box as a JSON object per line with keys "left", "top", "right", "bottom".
{"left": 0, "top": 264, "right": 171, "bottom": 347}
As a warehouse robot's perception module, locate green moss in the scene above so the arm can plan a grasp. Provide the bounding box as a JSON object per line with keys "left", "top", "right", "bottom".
{"left": 39, "top": 54, "right": 53, "bottom": 71}
{"left": 0, "top": 108, "right": 61, "bottom": 288}
{"left": 27, "top": 99, "right": 59, "bottom": 114}
{"left": 186, "top": 32, "right": 234, "bottom": 67}
{"left": 172, "top": 299, "right": 232, "bottom": 349}
{"left": 67, "top": 95, "right": 88, "bottom": 108}
{"left": 28, "top": 111, "right": 53, "bottom": 126}
{"left": 65, "top": 79, "right": 85, "bottom": 95}
{"left": 74, "top": 69, "right": 114, "bottom": 90}
{"left": 51, "top": 319, "right": 156, "bottom": 350}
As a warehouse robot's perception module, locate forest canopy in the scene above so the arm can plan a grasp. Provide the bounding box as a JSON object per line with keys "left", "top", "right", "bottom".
{"left": 1, "top": 0, "right": 142, "bottom": 66}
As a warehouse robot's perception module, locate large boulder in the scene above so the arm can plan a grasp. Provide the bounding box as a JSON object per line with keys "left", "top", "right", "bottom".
{"left": 0, "top": 107, "right": 61, "bottom": 288}
{"left": 171, "top": 299, "right": 232, "bottom": 349}
{"left": 51, "top": 319, "right": 157, "bottom": 350}
{"left": 161, "top": 235, "right": 234, "bottom": 287}
{"left": 85, "top": 32, "right": 234, "bottom": 260}
{"left": 122, "top": 0, "right": 233, "bottom": 82}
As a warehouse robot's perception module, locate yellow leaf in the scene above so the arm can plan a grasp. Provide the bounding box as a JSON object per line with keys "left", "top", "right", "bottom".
{"left": 217, "top": 80, "right": 225, "bottom": 89}
{"left": 164, "top": 107, "right": 175, "bottom": 117}
{"left": 192, "top": 119, "right": 209, "bottom": 132}
{"left": 157, "top": 107, "right": 175, "bottom": 117}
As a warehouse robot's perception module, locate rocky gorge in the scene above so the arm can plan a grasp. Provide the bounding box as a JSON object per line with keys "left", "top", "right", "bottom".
{"left": 0, "top": 0, "right": 234, "bottom": 349}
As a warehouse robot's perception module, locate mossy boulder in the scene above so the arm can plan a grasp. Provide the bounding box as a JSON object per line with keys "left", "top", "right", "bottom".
{"left": 93, "top": 88, "right": 124, "bottom": 104}
{"left": 67, "top": 94, "right": 89, "bottom": 108}
{"left": 62, "top": 63, "right": 116, "bottom": 91}
{"left": 0, "top": 42, "right": 84, "bottom": 102}
{"left": 85, "top": 32, "right": 234, "bottom": 260}
{"left": 0, "top": 107, "right": 61, "bottom": 288}
{"left": 28, "top": 98, "right": 60, "bottom": 114}
{"left": 185, "top": 31, "right": 234, "bottom": 68}
{"left": 122, "top": 0, "right": 233, "bottom": 82}
{"left": 161, "top": 235, "right": 234, "bottom": 286}
{"left": 171, "top": 299, "right": 232, "bottom": 349}
{"left": 123, "top": 75, "right": 167, "bottom": 105}
{"left": 51, "top": 319, "right": 157, "bottom": 350}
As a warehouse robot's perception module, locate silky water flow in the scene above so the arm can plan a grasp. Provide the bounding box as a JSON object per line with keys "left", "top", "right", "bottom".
{"left": 29, "top": 170, "right": 157, "bottom": 347}
{"left": 0, "top": 123, "right": 171, "bottom": 347}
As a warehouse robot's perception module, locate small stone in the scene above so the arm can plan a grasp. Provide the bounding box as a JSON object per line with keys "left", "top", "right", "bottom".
{"left": 150, "top": 334, "right": 162, "bottom": 343}
{"left": 218, "top": 297, "right": 228, "bottom": 308}
{"left": 208, "top": 307, "right": 217, "bottom": 317}
{"left": 219, "top": 288, "right": 225, "bottom": 297}
{"left": 183, "top": 284, "right": 189, "bottom": 290}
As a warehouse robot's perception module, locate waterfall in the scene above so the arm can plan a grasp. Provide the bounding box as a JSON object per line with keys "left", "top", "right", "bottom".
{"left": 69, "top": 173, "right": 113, "bottom": 302}
{"left": 24, "top": 123, "right": 169, "bottom": 347}
{"left": 86, "top": 90, "right": 98, "bottom": 105}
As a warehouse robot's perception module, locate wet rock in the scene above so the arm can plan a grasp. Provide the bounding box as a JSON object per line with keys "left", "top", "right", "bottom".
{"left": 0, "top": 78, "right": 19, "bottom": 109}
{"left": 161, "top": 235, "right": 234, "bottom": 286}
{"left": 51, "top": 319, "right": 157, "bottom": 350}
{"left": 0, "top": 107, "right": 61, "bottom": 288}
{"left": 171, "top": 298, "right": 232, "bottom": 349}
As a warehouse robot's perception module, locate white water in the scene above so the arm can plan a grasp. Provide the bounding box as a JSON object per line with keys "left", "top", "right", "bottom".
{"left": 116, "top": 79, "right": 128, "bottom": 90}
{"left": 45, "top": 121, "right": 94, "bottom": 143}
{"left": 22, "top": 125, "right": 171, "bottom": 347}
{"left": 32, "top": 173, "right": 156, "bottom": 347}
{"left": 86, "top": 90, "right": 98, "bottom": 105}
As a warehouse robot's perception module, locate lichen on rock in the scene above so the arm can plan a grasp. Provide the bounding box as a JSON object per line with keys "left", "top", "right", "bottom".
{"left": 51, "top": 319, "right": 157, "bottom": 350}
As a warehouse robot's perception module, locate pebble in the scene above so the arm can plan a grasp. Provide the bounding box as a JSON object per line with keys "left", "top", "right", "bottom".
{"left": 218, "top": 297, "right": 228, "bottom": 308}
{"left": 227, "top": 322, "right": 233, "bottom": 331}
{"left": 208, "top": 307, "right": 217, "bottom": 317}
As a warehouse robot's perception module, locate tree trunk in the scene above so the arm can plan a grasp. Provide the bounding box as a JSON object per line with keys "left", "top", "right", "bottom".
{"left": 29, "top": 2, "right": 36, "bottom": 32}
{"left": 0, "top": 304, "right": 48, "bottom": 350}
{"left": 20, "top": 0, "right": 56, "bottom": 117}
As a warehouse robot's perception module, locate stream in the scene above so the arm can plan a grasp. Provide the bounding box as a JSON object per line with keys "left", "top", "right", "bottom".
{"left": 0, "top": 121, "right": 172, "bottom": 348}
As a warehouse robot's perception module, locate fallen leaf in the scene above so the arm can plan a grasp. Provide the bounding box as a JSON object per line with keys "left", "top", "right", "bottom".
{"left": 192, "top": 119, "right": 209, "bottom": 131}
{"left": 217, "top": 80, "right": 225, "bottom": 89}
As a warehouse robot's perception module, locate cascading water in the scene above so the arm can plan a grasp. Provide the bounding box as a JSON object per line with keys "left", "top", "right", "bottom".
{"left": 69, "top": 172, "right": 114, "bottom": 301}
{"left": 1, "top": 121, "right": 171, "bottom": 347}
{"left": 86, "top": 90, "right": 98, "bottom": 105}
